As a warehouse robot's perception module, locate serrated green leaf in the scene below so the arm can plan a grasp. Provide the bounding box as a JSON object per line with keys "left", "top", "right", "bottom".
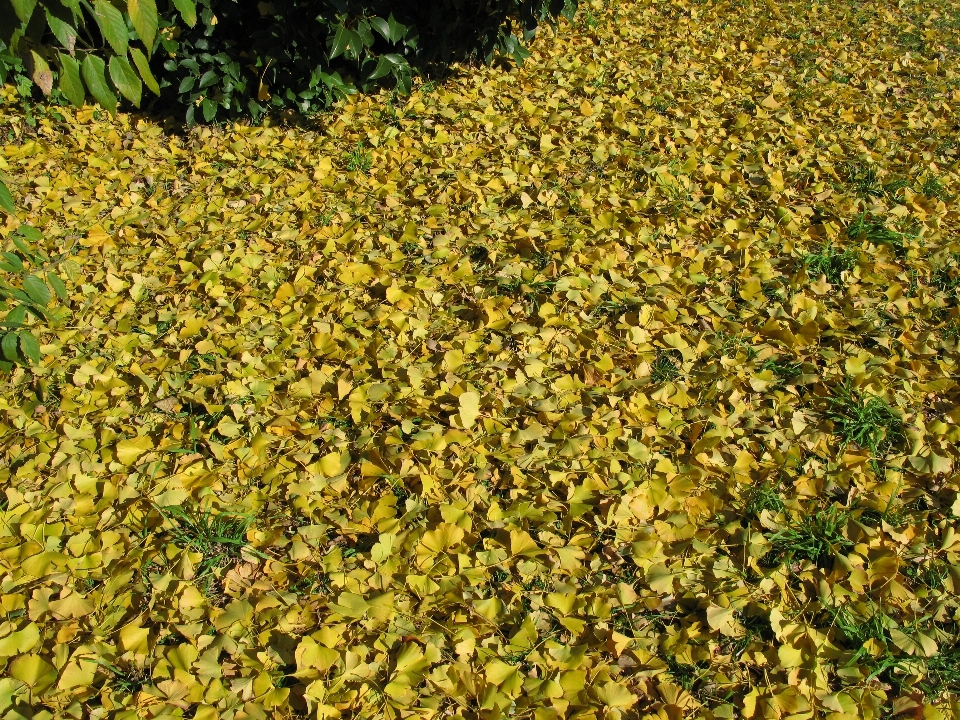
{"left": 92, "top": 0, "right": 128, "bottom": 55}
{"left": 46, "top": 272, "right": 67, "bottom": 301}
{"left": 109, "top": 54, "right": 142, "bottom": 107}
{"left": 16, "top": 225, "right": 42, "bottom": 242}
{"left": 10, "top": 0, "right": 37, "bottom": 23}
{"left": 3, "top": 305, "right": 27, "bottom": 328}
{"left": 18, "top": 331, "right": 40, "bottom": 364}
{"left": 57, "top": 52, "right": 86, "bottom": 107}
{"left": 81, "top": 54, "right": 118, "bottom": 115}
{"left": 171, "top": 0, "right": 196, "bottom": 27}
{"left": 129, "top": 47, "right": 160, "bottom": 96}
{"left": 0, "top": 252, "right": 24, "bottom": 272}
{"left": 23, "top": 275, "right": 51, "bottom": 308}
{"left": 127, "top": 0, "right": 158, "bottom": 51}
{"left": 202, "top": 98, "right": 216, "bottom": 122}
{"left": 45, "top": 10, "right": 78, "bottom": 55}
{"left": 11, "top": 235, "right": 37, "bottom": 262}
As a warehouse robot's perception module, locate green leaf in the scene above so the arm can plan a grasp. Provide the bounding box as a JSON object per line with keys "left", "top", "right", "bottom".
{"left": 387, "top": 14, "right": 407, "bottom": 43}
{"left": 369, "top": 17, "right": 390, "bottom": 41}
{"left": 127, "top": 0, "right": 157, "bottom": 51}
{"left": 46, "top": 272, "right": 67, "bottom": 301}
{"left": 10, "top": 0, "right": 37, "bottom": 23}
{"left": 19, "top": 330, "right": 40, "bottom": 364}
{"left": 0, "top": 180, "right": 13, "bottom": 214}
{"left": 198, "top": 69, "right": 218, "bottom": 89}
{"left": 1, "top": 333, "right": 19, "bottom": 362}
{"left": 171, "top": 0, "right": 196, "bottom": 27}
{"left": 29, "top": 50, "right": 53, "bottom": 95}
{"left": 201, "top": 98, "right": 216, "bottom": 122}
{"left": 23, "top": 275, "right": 51, "bottom": 307}
{"left": 109, "top": 54, "right": 142, "bottom": 107}
{"left": 92, "top": 0, "right": 128, "bottom": 56}
{"left": 45, "top": 10, "right": 78, "bottom": 55}
{"left": 16, "top": 225, "right": 42, "bottom": 242}
{"left": 368, "top": 55, "right": 393, "bottom": 81}
{"left": 0, "top": 252, "right": 24, "bottom": 273}
{"left": 130, "top": 47, "right": 160, "bottom": 96}
{"left": 329, "top": 24, "right": 350, "bottom": 60}
{"left": 11, "top": 235, "right": 37, "bottom": 262}
{"left": 4, "top": 305, "right": 27, "bottom": 328}
{"left": 81, "top": 54, "right": 118, "bottom": 115}
{"left": 57, "top": 52, "right": 86, "bottom": 107}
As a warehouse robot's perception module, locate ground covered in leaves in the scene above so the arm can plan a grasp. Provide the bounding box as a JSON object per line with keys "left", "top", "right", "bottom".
{"left": 2, "top": 0, "right": 960, "bottom": 718}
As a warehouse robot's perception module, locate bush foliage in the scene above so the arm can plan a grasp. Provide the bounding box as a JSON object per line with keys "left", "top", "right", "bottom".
{"left": 0, "top": 0, "right": 578, "bottom": 123}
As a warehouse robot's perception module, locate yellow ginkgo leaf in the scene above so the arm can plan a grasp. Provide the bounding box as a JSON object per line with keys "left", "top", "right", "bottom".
{"left": 115, "top": 435, "right": 154, "bottom": 465}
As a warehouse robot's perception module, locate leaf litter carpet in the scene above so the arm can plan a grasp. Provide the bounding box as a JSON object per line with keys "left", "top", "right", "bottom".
{"left": 1, "top": 0, "right": 960, "bottom": 718}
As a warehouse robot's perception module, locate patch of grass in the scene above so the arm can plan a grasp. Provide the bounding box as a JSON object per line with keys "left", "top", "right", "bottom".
{"left": 744, "top": 481, "right": 785, "bottom": 519}
{"left": 834, "top": 605, "right": 889, "bottom": 650}
{"left": 498, "top": 277, "right": 556, "bottom": 310}
{"left": 764, "top": 505, "right": 854, "bottom": 567}
{"left": 345, "top": 142, "right": 373, "bottom": 173}
{"left": 831, "top": 604, "right": 907, "bottom": 685}
{"left": 320, "top": 414, "right": 354, "bottom": 432}
{"left": 652, "top": 95, "right": 673, "bottom": 115}
{"left": 918, "top": 645, "right": 960, "bottom": 699}
{"left": 883, "top": 177, "right": 911, "bottom": 198}
{"left": 289, "top": 570, "right": 331, "bottom": 597}
{"left": 760, "top": 357, "right": 803, "bottom": 383}
{"left": 665, "top": 656, "right": 710, "bottom": 691}
{"left": 919, "top": 173, "right": 947, "bottom": 200}
{"left": 898, "top": 30, "right": 926, "bottom": 53}
{"left": 158, "top": 505, "right": 253, "bottom": 580}
{"left": 725, "top": 611, "right": 775, "bottom": 659}
{"left": 944, "top": 319, "right": 960, "bottom": 341}
{"left": 804, "top": 243, "right": 858, "bottom": 285}
{"left": 761, "top": 279, "right": 785, "bottom": 303}
{"left": 579, "top": 6, "right": 599, "bottom": 29}
{"left": 81, "top": 658, "right": 151, "bottom": 695}
{"left": 932, "top": 262, "right": 960, "bottom": 294}
{"left": 845, "top": 163, "right": 884, "bottom": 198}
{"left": 591, "top": 295, "right": 635, "bottom": 323}
{"left": 847, "top": 213, "right": 910, "bottom": 257}
{"left": 902, "top": 556, "right": 950, "bottom": 592}
{"left": 653, "top": 172, "right": 689, "bottom": 215}
{"left": 650, "top": 350, "right": 681, "bottom": 383}
{"left": 716, "top": 331, "right": 757, "bottom": 359}
{"left": 826, "top": 382, "right": 904, "bottom": 458}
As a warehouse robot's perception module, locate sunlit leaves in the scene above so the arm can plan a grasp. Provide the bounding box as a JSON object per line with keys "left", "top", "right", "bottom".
{"left": 1, "top": 0, "right": 960, "bottom": 717}
{"left": 127, "top": 0, "right": 159, "bottom": 53}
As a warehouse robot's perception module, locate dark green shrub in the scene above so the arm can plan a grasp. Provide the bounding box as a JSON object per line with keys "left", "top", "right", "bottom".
{"left": 1, "top": 0, "right": 579, "bottom": 123}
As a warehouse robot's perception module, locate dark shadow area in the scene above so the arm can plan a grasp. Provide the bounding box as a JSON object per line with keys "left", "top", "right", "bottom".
{"left": 149, "top": 0, "right": 575, "bottom": 124}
